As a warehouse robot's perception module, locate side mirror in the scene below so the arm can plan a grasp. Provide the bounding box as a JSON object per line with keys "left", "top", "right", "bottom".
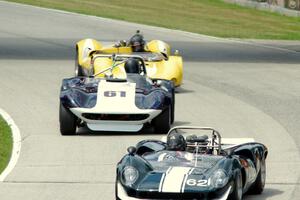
{"left": 174, "top": 49, "right": 180, "bottom": 56}
{"left": 127, "top": 146, "right": 137, "bottom": 155}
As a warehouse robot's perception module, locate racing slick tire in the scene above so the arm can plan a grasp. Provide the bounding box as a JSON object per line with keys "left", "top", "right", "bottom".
{"left": 75, "top": 48, "right": 84, "bottom": 77}
{"left": 228, "top": 170, "right": 243, "bottom": 200}
{"left": 59, "top": 102, "right": 77, "bottom": 135}
{"left": 249, "top": 157, "right": 266, "bottom": 194}
{"left": 115, "top": 181, "right": 120, "bottom": 200}
{"left": 152, "top": 106, "right": 171, "bottom": 134}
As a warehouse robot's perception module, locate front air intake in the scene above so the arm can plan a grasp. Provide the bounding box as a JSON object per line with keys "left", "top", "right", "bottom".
{"left": 82, "top": 113, "right": 149, "bottom": 121}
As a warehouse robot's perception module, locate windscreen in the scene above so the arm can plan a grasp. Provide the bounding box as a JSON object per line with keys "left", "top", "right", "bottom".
{"left": 144, "top": 151, "right": 223, "bottom": 172}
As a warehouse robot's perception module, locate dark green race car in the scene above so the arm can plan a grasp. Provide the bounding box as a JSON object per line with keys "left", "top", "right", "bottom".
{"left": 116, "top": 126, "right": 268, "bottom": 200}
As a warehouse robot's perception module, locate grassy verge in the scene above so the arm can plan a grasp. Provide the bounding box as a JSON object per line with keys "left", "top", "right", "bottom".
{"left": 5, "top": 0, "right": 300, "bottom": 39}
{"left": 0, "top": 116, "right": 12, "bottom": 174}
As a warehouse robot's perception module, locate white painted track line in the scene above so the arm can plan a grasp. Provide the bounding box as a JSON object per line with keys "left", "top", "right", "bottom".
{"left": 0, "top": 108, "right": 21, "bottom": 181}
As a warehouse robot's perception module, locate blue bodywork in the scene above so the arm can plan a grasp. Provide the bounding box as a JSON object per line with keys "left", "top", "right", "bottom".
{"left": 60, "top": 74, "right": 174, "bottom": 110}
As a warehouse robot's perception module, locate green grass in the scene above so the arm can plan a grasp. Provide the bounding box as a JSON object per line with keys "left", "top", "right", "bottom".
{"left": 0, "top": 116, "right": 12, "bottom": 174}
{"left": 5, "top": 0, "right": 300, "bottom": 39}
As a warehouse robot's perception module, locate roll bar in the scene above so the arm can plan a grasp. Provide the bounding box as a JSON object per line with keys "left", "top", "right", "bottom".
{"left": 167, "top": 126, "right": 222, "bottom": 155}
{"left": 92, "top": 54, "right": 147, "bottom": 77}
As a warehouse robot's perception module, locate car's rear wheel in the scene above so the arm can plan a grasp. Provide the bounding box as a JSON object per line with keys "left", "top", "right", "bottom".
{"left": 75, "top": 48, "right": 84, "bottom": 77}
{"left": 249, "top": 157, "right": 266, "bottom": 194}
{"left": 59, "top": 102, "right": 77, "bottom": 135}
{"left": 152, "top": 106, "right": 171, "bottom": 134}
{"left": 228, "top": 170, "right": 243, "bottom": 200}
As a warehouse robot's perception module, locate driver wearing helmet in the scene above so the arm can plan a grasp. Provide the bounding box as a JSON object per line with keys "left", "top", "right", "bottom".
{"left": 167, "top": 132, "right": 186, "bottom": 151}
{"left": 153, "top": 133, "right": 188, "bottom": 162}
{"left": 143, "top": 133, "right": 196, "bottom": 162}
{"left": 124, "top": 58, "right": 140, "bottom": 74}
{"left": 114, "top": 30, "right": 146, "bottom": 52}
{"left": 128, "top": 30, "right": 146, "bottom": 52}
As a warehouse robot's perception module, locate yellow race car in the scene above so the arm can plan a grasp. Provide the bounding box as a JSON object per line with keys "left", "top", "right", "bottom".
{"left": 75, "top": 31, "right": 183, "bottom": 87}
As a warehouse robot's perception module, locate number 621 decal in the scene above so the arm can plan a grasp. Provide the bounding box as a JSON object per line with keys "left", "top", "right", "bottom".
{"left": 186, "top": 179, "right": 210, "bottom": 187}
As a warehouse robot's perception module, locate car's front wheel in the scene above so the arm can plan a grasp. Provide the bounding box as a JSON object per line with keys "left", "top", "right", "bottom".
{"left": 228, "top": 170, "right": 243, "bottom": 200}
{"left": 115, "top": 182, "right": 121, "bottom": 200}
{"left": 59, "top": 102, "right": 77, "bottom": 135}
{"left": 152, "top": 106, "right": 171, "bottom": 134}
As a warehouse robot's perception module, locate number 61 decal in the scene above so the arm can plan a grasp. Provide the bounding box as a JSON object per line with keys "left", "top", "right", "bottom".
{"left": 104, "top": 91, "right": 126, "bottom": 97}
{"left": 186, "top": 179, "right": 210, "bottom": 187}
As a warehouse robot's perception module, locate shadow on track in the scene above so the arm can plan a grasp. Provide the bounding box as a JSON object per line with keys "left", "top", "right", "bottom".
{"left": 175, "top": 87, "right": 194, "bottom": 94}
{"left": 244, "top": 187, "right": 283, "bottom": 199}
{"left": 71, "top": 121, "right": 191, "bottom": 137}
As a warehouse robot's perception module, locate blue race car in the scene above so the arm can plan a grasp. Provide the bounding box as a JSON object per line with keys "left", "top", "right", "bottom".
{"left": 59, "top": 54, "right": 175, "bottom": 135}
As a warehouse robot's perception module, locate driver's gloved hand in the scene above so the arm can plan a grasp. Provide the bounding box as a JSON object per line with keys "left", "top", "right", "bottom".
{"left": 114, "top": 40, "right": 127, "bottom": 47}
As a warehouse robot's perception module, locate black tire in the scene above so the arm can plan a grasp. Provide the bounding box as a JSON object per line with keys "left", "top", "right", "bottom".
{"left": 249, "top": 157, "right": 266, "bottom": 194}
{"left": 115, "top": 174, "right": 122, "bottom": 200}
{"left": 171, "top": 89, "right": 175, "bottom": 124}
{"left": 152, "top": 106, "right": 171, "bottom": 134}
{"left": 75, "top": 48, "right": 84, "bottom": 77}
{"left": 115, "top": 181, "right": 121, "bottom": 200}
{"left": 228, "top": 170, "right": 243, "bottom": 200}
{"left": 59, "top": 103, "right": 77, "bottom": 135}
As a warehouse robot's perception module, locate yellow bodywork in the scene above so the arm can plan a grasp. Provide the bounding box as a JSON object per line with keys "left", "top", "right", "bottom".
{"left": 76, "top": 39, "right": 183, "bottom": 86}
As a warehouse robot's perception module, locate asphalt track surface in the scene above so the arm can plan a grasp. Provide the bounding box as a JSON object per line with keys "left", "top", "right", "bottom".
{"left": 0, "top": 1, "right": 300, "bottom": 200}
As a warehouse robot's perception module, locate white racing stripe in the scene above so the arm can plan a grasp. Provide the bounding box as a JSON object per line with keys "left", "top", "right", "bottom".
{"left": 158, "top": 173, "right": 166, "bottom": 192}
{"left": 160, "top": 166, "right": 192, "bottom": 193}
{"left": 159, "top": 166, "right": 172, "bottom": 192}
{"left": 181, "top": 167, "right": 195, "bottom": 193}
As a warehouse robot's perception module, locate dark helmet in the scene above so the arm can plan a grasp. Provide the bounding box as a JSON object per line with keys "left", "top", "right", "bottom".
{"left": 124, "top": 58, "right": 140, "bottom": 74}
{"left": 129, "top": 30, "right": 145, "bottom": 52}
{"left": 167, "top": 133, "right": 186, "bottom": 151}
